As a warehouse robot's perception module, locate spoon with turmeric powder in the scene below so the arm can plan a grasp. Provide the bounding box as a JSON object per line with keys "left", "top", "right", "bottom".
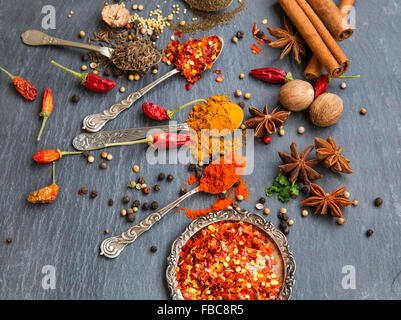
{"left": 100, "top": 153, "right": 246, "bottom": 259}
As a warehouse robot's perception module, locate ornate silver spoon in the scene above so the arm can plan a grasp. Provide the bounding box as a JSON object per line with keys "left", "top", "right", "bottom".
{"left": 82, "top": 36, "right": 224, "bottom": 132}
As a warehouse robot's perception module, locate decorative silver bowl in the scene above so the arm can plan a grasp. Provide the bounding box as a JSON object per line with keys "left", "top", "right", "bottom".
{"left": 166, "top": 209, "right": 296, "bottom": 300}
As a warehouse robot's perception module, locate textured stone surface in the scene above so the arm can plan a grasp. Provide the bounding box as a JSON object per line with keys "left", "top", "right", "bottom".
{"left": 0, "top": 0, "right": 400, "bottom": 299}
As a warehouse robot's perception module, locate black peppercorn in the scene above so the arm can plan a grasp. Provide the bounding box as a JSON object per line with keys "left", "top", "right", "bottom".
{"left": 154, "top": 185, "right": 160, "bottom": 191}
{"left": 112, "top": 68, "right": 123, "bottom": 77}
{"left": 6, "top": 237, "right": 13, "bottom": 244}
{"left": 82, "top": 150, "right": 90, "bottom": 158}
{"left": 255, "top": 30, "right": 265, "bottom": 39}
{"left": 219, "top": 193, "right": 227, "bottom": 200}
{"left": 232, "top": 201, "right": 239, "bottom": 208}
{"left": 150, "top": 33, "right": 158, "bottom": 42}
{"left": 374, "top": 197, "right": 383, "bottom": 207}
{"left": 282, "top": 227, "right": 290, "bottom": 235}
{"left": 100, "top": 162, "right": 107, "bottom": 169}
{"left": 150, "top": 245, "right": 158, "bottom": 253}
{"left": 150, "top": 201, "right": 159, "bottom": 210}
{"left": 280, "top": 220, "right": 288, "bottom": 228}
{"left": 108, "top": 199, "right": 114, "bottom": 206}
{"left": 167, "top": 174, "right": 174, "bottom": 182}
{"left": 126, "top": 213, "right": 135, "bottom": 223}
{"left": 122, "top": 196, "right": 131, "bottom": 204}
{"left": 366, "top": 229, "right": 374, "bottom": 237}
{"left": 103, "top": 69, "right": 111, "bottom": 77}
{"left": 71, "top": 94, "right": 80, "bottom": 103}
{"left": 236, "top": 30, "right": 244, "bottom": 39}
{"left": 132, "top": 200, "right": 140, "bottom": 208}
{"left": 137, "top": 176, "right": 146, "bottom": 185}
{"left": 259, "top": 197, "right": 266, "bottom": 204}
{"left": 238, "top": 101, "right": 245, "bottom": 108}
{"left": 142, "top": 202, "right": 150, "bottom": 210}
{"left": 82, "top": 54, "right": 90, "bottom": 62}
{"left": 90, "top": 191, "right": 98, "bottom": 198}
{"left": 188, "top": 164, "right": 197, "bottom": 172}
{"left": 179, "top": 188, "right": 187, "bottom": 196}
{"left": 158, "top": 173, "right": 165, "bottom": 181}
{"left": 281, "top": 213, "right": 289, "bottom": 221}
{"left": 233, "top": 181, "right": 240, "bottom": 188}
{"left": 301, "top": 187, "right": 309, "bottom": 194}
{"left": 195, "top": 169, "right": 203, "bottom": 179}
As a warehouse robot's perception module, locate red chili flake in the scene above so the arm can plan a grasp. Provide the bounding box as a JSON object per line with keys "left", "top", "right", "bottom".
{"left": 215, "top": 76, "right": 224, "bottom": 83}
{"left": 185, "top": 84, "right": 192, "bottom": 91}
{"left": 250, "top": 44, "right": 262, "bottom": 54}
{"left": 176, "top": 221, "right": 281, "bottom": 300}
{"left": 174, "top": 31, "right": 183, "bottom": 37}
{"left": 213, "top": 70, "right": 222, "bottom": 75}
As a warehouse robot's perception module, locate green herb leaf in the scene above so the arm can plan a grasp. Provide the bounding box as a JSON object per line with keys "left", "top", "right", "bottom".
{"left": 265, "top": 173, "right": 299, "bottom": 203}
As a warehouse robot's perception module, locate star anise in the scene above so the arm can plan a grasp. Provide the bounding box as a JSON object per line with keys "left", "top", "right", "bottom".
{"left": 267, "top": 17, "right": 306, "bottom": 64}
{"left": 301, "top": 183, "right": 353, "bottom": 218}
{"left": 244, "top": 105, "right": 290, "bottom": 138}
{"left": 315, "top": 137, "right": 353, "bottom": 174}
{"left": 278, "top": 141, "right": 323, "bottom": 185}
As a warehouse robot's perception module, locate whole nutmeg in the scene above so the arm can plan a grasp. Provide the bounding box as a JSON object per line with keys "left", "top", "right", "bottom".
{"left": 309, "top": 93, "right": 343, "bottom": 127}
{"left": 279, "top": 80, "right": 315, "bottom": 111}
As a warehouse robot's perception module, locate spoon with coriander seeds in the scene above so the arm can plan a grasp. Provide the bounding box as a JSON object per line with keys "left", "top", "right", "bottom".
{"left": 100, "top": 153, "right": 246, "bottom": 259}
{"left": 20, "top": 30, "right": 161, "bottom": 72}
{"left": 82, "top": 35, "right": 224, "bottom": 132}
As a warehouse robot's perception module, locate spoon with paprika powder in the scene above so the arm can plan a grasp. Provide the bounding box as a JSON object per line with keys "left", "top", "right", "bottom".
{"left": 100, "top": 153, "right": 246, "bottom": 258}
{"left": 83, "top": 35, "right": 224, "bottom": 132}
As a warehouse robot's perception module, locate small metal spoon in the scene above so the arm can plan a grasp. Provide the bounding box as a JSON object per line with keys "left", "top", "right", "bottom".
{"left": 100, "top": 180, "right": 234, "bottom": 258}
{"left": 82, "top": 36, "right": 224, "bottom": 132}
{"left": 20, "top": 30, "right": 161, "bottom": 72}
{"left": 21, "top": 29, "right": 115, "bottom": 58}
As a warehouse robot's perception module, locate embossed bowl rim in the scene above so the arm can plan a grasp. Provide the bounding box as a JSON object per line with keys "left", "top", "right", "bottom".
{"left": 166, "top": 208, "right": 296, "bottom": 300}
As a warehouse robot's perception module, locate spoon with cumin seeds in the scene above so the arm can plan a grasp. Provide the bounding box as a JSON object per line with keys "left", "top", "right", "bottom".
{"left": 21, "top": 30, "right": 161, "bottom": 72}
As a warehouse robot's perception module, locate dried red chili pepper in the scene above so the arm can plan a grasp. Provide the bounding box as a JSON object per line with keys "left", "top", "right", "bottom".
{"left": 314, "top": 73, "right": 361, "bottom": 98}
{"left": 142, "top": 99, "right": 206, "bottom": 121}
{"left": 250, "top": 67, "right": 293, "bottom": 84}
{"left": 105, "top": 132, "right": 193, "bottom": 150}
{"left": 37, "top": 88, "right": 54, "bottom": 141}
{"left": 33, "top": 149, "right": 83, "bottom": 164}
{"left": 27, "top": 162, "right": 59, "bottom": 204}
{"left": 0, "top": 66, "right": 38, "bottom": 101}
{"left": 51, "top": 60, "right": 116, "bottom": 92}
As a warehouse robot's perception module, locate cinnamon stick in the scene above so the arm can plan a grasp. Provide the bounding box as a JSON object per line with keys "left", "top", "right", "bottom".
{"left": 277, "top": 0, "right": 343, "bottom": 78}
{"left": 304, "top": 0, "right": 354, "bottom": 80}
{"left": 296, "top": 0, "right": 349, "bottom": 75}
{"left": 307, "top": 0, "right": 354, "bottom": 41}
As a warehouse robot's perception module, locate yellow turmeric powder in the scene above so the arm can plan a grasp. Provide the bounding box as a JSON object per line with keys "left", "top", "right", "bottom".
{"left": 186, "top": 96, "right": 244, "bottom": 161}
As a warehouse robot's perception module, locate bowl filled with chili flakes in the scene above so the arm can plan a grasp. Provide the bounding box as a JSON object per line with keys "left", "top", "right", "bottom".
{"left": 167, "top": 209, "right": 295, "bottom": 300}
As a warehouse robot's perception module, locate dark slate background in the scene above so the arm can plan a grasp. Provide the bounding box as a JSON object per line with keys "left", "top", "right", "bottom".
{"left": 0, "top": 0, "right": 400, "bottom": 300}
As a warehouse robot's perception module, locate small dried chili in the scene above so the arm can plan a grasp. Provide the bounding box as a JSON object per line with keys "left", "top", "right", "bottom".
{"left": 142, "top": 99, "right": 206, "bottom": 121}
{"left": 314, "top": 73, "right": 361, "bottom": 98}
{"left": 105, "top": 132, "right": 193, "bottom": 150}
{"left": 250, "top": 67, "right": 293, "bottom": 84}
{"left": 163, "top": 35, "right": 222, "bottom": 84}
{"left": 33, "top": 149, "right": 83, "bottom": 164}
{"left": 27, "top": 162, "right": 59, "bottom": 204}
{"left": 37, "top": 88, "right": 54, "bottom": 141}
{"left": 51, "top": 60, "right": 116, "bottom": 92}
{"left": 0, "top": 66, "right": 37, "bottom": 101}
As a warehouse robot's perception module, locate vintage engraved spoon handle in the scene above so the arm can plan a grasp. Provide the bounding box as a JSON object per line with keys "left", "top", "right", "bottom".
{"left": 21, "top": 30, "right": 113, "bottom": 58}
{"left": 100, "top": 187, "right": 200, "bottom": 259}
{"left": 82, "top": 69, "right": 181, "bottom": 132}
{"left": 72, "top": 123, "right": 189, "bottom": 151}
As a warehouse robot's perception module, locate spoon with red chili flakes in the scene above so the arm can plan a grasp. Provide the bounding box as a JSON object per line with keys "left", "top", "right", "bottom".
{"left": 82, "top": 36, "right": 224, "bottom": 132}
{"left": 100, "top": 153, "right": 245, "bottom": 259}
